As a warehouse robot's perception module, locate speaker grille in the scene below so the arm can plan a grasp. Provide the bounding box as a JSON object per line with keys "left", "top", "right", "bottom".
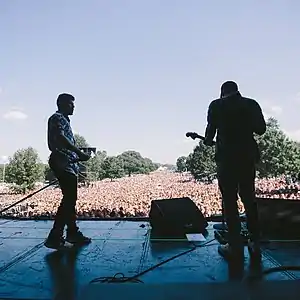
{"left": 149, "top": 197, "right": 208, "bottom": 236}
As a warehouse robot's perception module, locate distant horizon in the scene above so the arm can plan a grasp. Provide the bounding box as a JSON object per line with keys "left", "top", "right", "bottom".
{"left": 1, "top": 114, "right": 300, "bottom": 165}
{"left": 0, "top": 148, "right": 178, "bottom": 166}
{"left": 1, "top": 113, "right": 300, "bottom": 166}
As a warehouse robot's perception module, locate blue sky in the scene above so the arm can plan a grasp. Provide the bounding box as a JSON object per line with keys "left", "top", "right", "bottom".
{"left": 1, "top": 0, "right": 300, "bottom": 164}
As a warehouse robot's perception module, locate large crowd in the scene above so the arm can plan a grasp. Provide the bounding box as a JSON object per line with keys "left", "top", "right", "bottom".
{"left": 0, "top": 171, "right": 299, "bottom": 219}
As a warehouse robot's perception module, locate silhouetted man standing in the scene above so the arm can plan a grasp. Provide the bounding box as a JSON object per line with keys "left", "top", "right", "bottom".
{"left": 204, "top": 81, "right": 266, "bottom": 276}
{"left": 45, "top": 93, "right": 91, "bottom": 249}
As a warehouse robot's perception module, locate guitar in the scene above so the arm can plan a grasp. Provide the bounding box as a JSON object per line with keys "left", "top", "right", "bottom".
{"left": 79, "top": 147, "right": 97, "bottom": 155}
{"left": 186, "top": 132, "right": 216, "bottom": 145}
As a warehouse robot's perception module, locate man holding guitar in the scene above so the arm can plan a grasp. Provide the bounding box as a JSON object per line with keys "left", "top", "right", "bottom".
{"left": 45, "top": 93, "right": 92, "bottom": 249}
{"left": 188, "top": 81, "right": 266, "bottom": 278}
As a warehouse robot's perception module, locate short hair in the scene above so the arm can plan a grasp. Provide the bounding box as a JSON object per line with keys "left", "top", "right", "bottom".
{"left": 220, "top": 81, "right": 238, "bottom": 96}
{"left": 56, "top": 93, "right": 75, "bottom": 108}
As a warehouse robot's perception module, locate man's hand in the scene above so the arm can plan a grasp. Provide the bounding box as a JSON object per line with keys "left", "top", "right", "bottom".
{"left": 78, "top": 151, "right": 91, "bottom": 162}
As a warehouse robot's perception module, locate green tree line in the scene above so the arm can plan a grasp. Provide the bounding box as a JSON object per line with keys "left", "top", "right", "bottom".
{"left": 176, "top": 117, "right": 300, "bottom": 180}
{"left": 2, "top": 134, "right": 159, "bottom": 194}
{"left": 4, "top": 117, "right": 298, "bottom": 193}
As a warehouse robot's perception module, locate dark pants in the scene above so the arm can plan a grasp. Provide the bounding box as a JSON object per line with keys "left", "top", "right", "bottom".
{"left": 217, "top": 159, "right": 260, "bottom": 248}
{"left": 52, "top": 170, "right": 78, "bottom": 234}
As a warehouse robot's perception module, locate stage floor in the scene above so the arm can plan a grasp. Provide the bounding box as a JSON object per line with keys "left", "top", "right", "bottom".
{"left": 0, "top": 219, "right": 299, "bottom": 299}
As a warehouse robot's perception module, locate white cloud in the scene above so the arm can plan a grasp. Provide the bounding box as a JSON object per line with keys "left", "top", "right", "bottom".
{"left": 261, "top": 106, "right": 270, "bottom": 120}
{"left": 284, "top": 129, "right": 300, "bottom": 142}
{"left": 291, "top": 92, "right": 300, "bottom": 104}
{"left": 269, "top": 105, "right": 282, "bottom": 115}
{"left": 0, "top": 156, "right": 8, "bottom": 164}
{"left": 261, "top": 101, "right": 282, "bottom": 118}
{"left": 3, "top": 109, "right": 28, "bottom": 120}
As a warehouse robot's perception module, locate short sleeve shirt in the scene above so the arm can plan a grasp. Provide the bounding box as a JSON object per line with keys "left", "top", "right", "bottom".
{"left": 207, "top": 95, "right": 261, "bottom": 162}
{"left": 47, "top": 111, "right": 79, "bottom": 174}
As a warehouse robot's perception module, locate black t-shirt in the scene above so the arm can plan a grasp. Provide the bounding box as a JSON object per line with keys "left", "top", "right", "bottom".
{"left": 207, "top": 93, "right": 265, "bottom": 163}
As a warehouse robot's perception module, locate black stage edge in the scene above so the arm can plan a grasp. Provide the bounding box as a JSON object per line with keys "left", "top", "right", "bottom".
{"left": 80, "top": 280, "right": 300, "bottom": 300}
{"left": 0, "top": 216, "right": 219, "bottom": 222}
{"left": 0, "top": 219, "right": 300, "bottom": 299}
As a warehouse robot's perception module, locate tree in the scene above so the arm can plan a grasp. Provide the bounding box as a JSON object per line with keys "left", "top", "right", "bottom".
{"left": 186, "top": 141, "right": 216, "bottom": 180}
{"left": 142, "top": 157, "right": 159, "bottom": 174}
{"left": 5, "top": 147, "right": 44, "bottom": 193}
{"left": 74, "top": 133, "right": 89, "bottom": 148}
{"left": 255, "top": 117, "right": 300, "bottom": 177}
{"left": 176, "top": 156, "right": 187, "bottom": 172}
{"left": 74, "top": 133, "right": 91, "bottom": 183}
{"left": 183, "top": 117, "right": 300, "bottom": 180}
{"left": 0, "top": 164, "right": 4, "bottom": 182}
{"left": 117, "top": 151, "right": 157, "bottom": 176}
{"left": 102, "top": 156, "right": 125, "bottom": 181}
{"left": 86, "top": 150, "right": 107, "bottom": 181}
{"left": 117, "top": 151, "right": 144, "bottom": 176}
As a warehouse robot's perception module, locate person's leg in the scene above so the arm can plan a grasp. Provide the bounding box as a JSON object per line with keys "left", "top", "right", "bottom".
{"left": 56, "top": 171, "right": 78, "bottom": 232}
{"left": 45, "top": 171, "right": 73, "bottom": 249}
{"left": 217, "top": 163, "right": 243, "bottom": 249}
{"left": 45, "top": 170, "right": 91, "bottom": 247}
{"left": 217, "top": 162, "right": 244, "bottom": 279}
{"left": 238, "top": 163, "right": 261, "bottom": 261}
{"left": 62, "top": 173, "right": 91, "bottom": 245}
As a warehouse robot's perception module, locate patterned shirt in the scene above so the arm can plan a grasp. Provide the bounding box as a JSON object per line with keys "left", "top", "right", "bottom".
{"left": 47, "top": 111, "right": 79, "bottom": 174}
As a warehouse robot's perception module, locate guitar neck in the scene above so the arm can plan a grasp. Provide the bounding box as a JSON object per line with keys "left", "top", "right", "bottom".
{"left": 186, "top": 132, "right": 216, "bottom": 144}
{"left": 196, "top": 134, "right": 216, "bottom": 145}
{"left": 196, "top": 134, "right": 205, "bottom": 140}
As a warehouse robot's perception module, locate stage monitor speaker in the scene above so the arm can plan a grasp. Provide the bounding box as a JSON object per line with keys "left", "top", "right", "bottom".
{"left": 256, "top": 197, "right": 300, "bottom": 238}
{"left": 149, "top": 197, "right": 208, "bottom": 237}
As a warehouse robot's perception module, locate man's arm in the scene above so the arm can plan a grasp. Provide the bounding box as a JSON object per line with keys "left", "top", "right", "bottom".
{"left": 252, "top": 101, "right": 266, "bottom": 136}
{"left": 59, "top": 134, "right": 83, "bottom": 156}
{"left": 50, "top": 115, "right": 83, "bottom": 156}
{"left": 204, "top": 101, "right": 217, "bottom": 146}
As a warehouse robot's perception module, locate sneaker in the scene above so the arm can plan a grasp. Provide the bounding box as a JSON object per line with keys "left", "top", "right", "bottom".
{"left": 44, "top": 230, "right": 65, "bottom": 250}
{"left": 66, "top": 229, "right": 91, "bottom": 245}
